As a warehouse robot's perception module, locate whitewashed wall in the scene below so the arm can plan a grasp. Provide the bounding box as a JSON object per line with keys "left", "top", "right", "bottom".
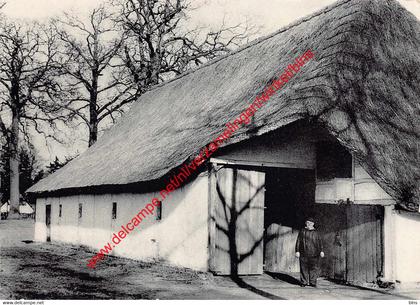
{"left": 34, "top": 173, "right": 209, "bottom": 271}
{"left": 315, "top": 161, "right": 395, "bottom": 204}
{"left": 383, "top": 205, "right": 396, "bottom": 282}
{"left": 353, "top": 163, "right": 394, "bottom": 203}
{"left": 34, "top": 197, "right": 47, "bottom": 242}
{"left": 393, "top": 211, "right": 420, "bottom": 283}
{"left": 382, "top": 206, "right": 420, "bottom": 284}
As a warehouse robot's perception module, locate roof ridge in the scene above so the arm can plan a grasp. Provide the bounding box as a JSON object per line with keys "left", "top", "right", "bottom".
{"left": 142, "top": 0, "right": 354, "bottom": 94}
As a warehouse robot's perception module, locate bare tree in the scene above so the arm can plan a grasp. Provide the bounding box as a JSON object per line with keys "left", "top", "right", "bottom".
{"left": 117, "top": 0, "right": 251, "bottom": 93}
{"left": 0, "top": 20, "right": 67, "bottom": 213}
{"left": 56, "top": 1, "right": 251, "bottom": 146}
{"left": 0, "top": 0, "right": 6, "bottom": 202}
{"left": 54, "top": 6, "right": 130, "bottom": 146}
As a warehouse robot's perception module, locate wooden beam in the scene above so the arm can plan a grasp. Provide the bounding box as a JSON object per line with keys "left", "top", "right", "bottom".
{"left": 210, "top": 158, "right": 313, "bottom": 169}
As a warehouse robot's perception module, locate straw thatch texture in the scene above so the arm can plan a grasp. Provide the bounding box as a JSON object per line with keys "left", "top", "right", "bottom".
{"left": 28, "top": 0, "right": 419, "bottom": 209}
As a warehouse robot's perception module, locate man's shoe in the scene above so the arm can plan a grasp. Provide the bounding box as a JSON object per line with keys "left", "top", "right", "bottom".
{"left": 300, "top": 283, "right": 307, "bottom": 287}
{"left": 309, "top": 284, "right": 317, "bottom": 288}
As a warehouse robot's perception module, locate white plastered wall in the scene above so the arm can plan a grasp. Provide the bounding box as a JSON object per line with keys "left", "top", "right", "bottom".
{"left": 315, "top": 162, "right": 395, "bottom": 204}
{"left": 383, "top": 206, "right": 420, "bottom": 284}
{"left": 33, "top": 173, "right": 209, "bottom": 271}
{"left": 393, "top": 210, "right": 420, "bottom": 283}
{"left": 34, "top": 197, "right": 47, "bottom": 242}
{"left": 383, "top": 205, "right": 396, "bottom": 281}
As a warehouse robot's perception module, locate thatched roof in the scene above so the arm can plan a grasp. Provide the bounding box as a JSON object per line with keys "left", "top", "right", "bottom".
{"left": 28, "top": 0, "right": 419, "bottom": 210}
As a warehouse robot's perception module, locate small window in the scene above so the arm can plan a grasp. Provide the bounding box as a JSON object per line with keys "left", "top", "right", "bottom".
{"left": 316, "top": 141, "right": 352, "bottom": 180}
{"left": 112, "top": 202, "right": 117, "bottom": 220}
{"left": 59, "top": 204, "right": 62, "bottom": 218}
{"left": 78, "top": 203, "right": 83, "bottom": 219}
{"left": 156, "top": 202, "right": 162, "bottom": 221}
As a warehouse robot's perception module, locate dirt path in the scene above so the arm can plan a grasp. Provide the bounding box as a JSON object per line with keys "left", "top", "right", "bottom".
{"left": 0, "top": 219, "right": 418, "bottom": 300}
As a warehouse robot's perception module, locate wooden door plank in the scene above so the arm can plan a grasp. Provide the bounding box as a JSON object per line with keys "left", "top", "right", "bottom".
{"left": 356, "top": 205, "right": 362, "bottom": 284}
{"left": 346, "top": 205, "right": 354, "bottom": 283}
{"left": 255, "top": 171, "right": 265, "bottom": 274}
{"left": 339, "top": 205, "right": 347, "bottom": 281}
{"left": 213, "top": 166, "right": 233, "bottom": 274}
{"left": 376, "top": 206, "right": 384, "bottom": 278}
{"left": 359, "top": 206, "right": 366, "bottom": 283}
{"left": 370, "top": 206, "right": 376, "bottom": 282}
{"left": 237, "top": 169, "right": 265, "bottom": 274}
{"left": 210, "top": 166, "right": 265, "bottom": 275}
{"left": 208, "top": 166, "right": 216, "bottom": 272}
{"left": 363, "top": 206, "right": 371, "bottom": 283}
{"left": 343, "top": 204, "right": 384, "bottom": 284}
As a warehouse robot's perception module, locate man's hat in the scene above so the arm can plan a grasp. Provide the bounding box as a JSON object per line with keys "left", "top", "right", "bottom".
{"left": 306, "top": 217, "right": 315, "bottom": 223}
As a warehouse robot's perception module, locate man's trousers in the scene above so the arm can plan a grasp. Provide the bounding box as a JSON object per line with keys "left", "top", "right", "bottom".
{"left": 299, "top": 256, "right": 320, "bottom": 286}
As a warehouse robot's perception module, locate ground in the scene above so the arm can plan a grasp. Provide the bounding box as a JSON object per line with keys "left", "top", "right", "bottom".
{"left": 1, "top": 219, "right": 419, "bottom": 300}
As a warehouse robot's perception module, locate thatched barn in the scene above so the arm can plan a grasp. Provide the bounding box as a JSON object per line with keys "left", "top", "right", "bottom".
{"left": 27, "top": 0, "right": 419, "bottom": 285}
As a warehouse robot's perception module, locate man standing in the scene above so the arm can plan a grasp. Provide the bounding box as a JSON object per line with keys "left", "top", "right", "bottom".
{"left": 295, "top": 217, "right": 324, "bottom": 287}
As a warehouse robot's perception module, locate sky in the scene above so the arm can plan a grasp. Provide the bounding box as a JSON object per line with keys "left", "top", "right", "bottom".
{"left": 3, "top": 0, "right": 419, "bottom": 28}
{"left": 2, "top": 0, "right": 420, "bottom": 166}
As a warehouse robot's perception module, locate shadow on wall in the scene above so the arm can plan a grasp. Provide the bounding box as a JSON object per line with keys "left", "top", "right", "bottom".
{"left": 212, "top": 167, "right": 286, "bottom": 299}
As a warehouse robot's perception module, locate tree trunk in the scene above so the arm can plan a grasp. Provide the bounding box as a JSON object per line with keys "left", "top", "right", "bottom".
{"left": 88, "top": 71, "right": 99, "bottom": 147}
{"left": 88, "top": 120, "right": 98, "bottom": 147}
{"left": 9, "top": 110, "right": 20, "bottom": 216}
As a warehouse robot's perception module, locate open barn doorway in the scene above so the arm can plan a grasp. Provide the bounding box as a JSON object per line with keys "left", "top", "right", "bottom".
{"left": 263, "top": 168, "right": 315, "bottom": 273}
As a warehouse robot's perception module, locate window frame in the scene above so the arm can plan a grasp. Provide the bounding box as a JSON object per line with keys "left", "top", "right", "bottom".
{"left": 112, "top": 202, "right": 117, "bottom": 220}
{"left": 78, "top": 203, "right": 83, "bottom": 219}
{"left": 156, "top": 201, "right": 162, "bottom": 221}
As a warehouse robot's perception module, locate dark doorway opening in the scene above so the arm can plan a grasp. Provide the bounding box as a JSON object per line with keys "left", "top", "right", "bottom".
{"left": 46, "top": 204, "right": 51, "bottom": 242}
{"left": 260, "top": 166, "right": 384, "bottom": 284}
{"left": 263, "top": 168, "right": 315, "bottom": 273}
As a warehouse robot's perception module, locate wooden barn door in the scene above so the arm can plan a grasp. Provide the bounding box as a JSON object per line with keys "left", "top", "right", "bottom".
{"left": 209, "top": 165, "right": 265, "bottom": 275}
{"left": 316, "top": 204, "right": 384, "bottom": 284}
{"left": 316, "top": 204, "right": 347, "bottom": 280}
{"left": 345, "top": 204, "right": 384, "bottom": 284}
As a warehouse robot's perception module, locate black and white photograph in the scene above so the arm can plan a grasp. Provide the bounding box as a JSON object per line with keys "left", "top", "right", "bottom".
{"left": 0, "top": 0, "right": 419, "bottom": 302}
